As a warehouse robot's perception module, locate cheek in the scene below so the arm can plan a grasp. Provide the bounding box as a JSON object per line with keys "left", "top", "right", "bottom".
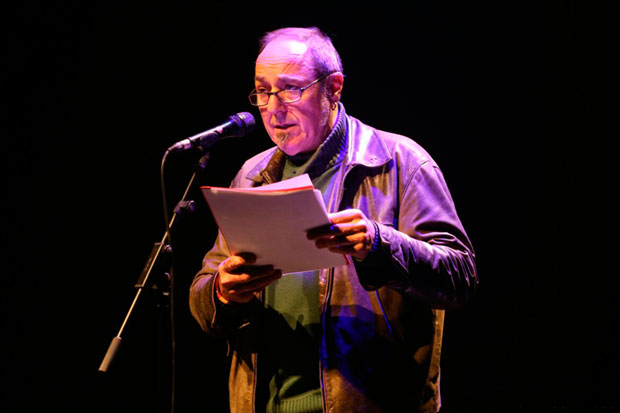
{"left": 297, "top": 106, "right": 321, "bottom": 131}
{"left": 259, "top": 110, "right": 272, "bottom": 129}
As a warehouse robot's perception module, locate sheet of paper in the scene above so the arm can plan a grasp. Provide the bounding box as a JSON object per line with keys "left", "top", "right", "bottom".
{"left": 201, "top": 174, "right": 347, "bottom": 274}
{"left": 236, "top": 173, "right": 313, "bottom": 192}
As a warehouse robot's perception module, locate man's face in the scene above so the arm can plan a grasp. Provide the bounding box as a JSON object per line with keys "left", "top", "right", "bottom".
{"left": 255, "top": 37, "right": 332, "bottom": 156}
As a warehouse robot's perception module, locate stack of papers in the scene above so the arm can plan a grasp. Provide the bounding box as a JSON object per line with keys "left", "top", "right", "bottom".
{"left": 201, "top": 174, "right": 347, "bottom": 274}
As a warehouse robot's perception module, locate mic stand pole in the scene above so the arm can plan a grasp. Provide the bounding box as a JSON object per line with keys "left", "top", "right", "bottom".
{"left": 98, "top": 150, "right": 211, "bottom": 413}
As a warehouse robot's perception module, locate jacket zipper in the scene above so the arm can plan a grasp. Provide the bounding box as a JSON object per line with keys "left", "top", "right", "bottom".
{"left": 318, "top": 266, "right": 334, "bottom": 413}
{"left": 319, "top": 126, "right": 354, "bottom": 412}
{"left": 251, "top": 289, "right": 264, "bottom": 413}
{"left": 252, "top": 352, "right": 258, "bottom": 413}
{"left": 375, "top": 290, "right": 394, "bottom": 337}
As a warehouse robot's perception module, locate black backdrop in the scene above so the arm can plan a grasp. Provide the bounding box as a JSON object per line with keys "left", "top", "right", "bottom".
{"left": 2, "top": 2, "right": 616, "bottom": 412}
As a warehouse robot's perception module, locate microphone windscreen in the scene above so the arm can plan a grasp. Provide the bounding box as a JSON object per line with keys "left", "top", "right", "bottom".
{"left": 234, "top": 112, "right": 256, "bottom": 135}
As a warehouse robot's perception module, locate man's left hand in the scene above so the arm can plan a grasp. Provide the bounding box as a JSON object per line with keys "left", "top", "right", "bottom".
{"left": 307, "top": 209, "right": 376, "bottom": 261}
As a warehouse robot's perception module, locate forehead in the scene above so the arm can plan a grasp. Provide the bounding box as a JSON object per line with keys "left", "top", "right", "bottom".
{"left": 255, "top": 37, "right": 315, "bottom": 81}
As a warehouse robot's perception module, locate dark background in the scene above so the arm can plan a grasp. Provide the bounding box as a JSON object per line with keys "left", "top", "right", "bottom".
{"left": 2, "top": 1, "right": 615, "bottom": 412}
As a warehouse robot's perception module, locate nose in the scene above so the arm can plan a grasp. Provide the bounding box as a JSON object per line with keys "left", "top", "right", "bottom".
{"left": 265, "top": 92, "right": 287, "bottom": 114}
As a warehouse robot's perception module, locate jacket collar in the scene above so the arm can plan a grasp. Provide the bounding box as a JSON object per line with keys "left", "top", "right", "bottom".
{"left": 344, "top": 114, "right": 392, "bottom": 169}
{"left": 248, "top": 147, "right": 283, "bottom": 185}
{"left": 246, "top": 104, "right": 393, "bottom": 185}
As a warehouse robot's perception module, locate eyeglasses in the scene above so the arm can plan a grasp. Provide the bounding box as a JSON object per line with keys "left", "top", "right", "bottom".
{"left": 248, "top": 73, "right": 331, "bottom": 107}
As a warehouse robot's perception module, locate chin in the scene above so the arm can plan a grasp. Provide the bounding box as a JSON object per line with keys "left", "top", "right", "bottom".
{"left": 273, "top": 133, "right": 302, "bottom": 156}
{"left": 279, "top": 144, "right": 302, "bottom": 156}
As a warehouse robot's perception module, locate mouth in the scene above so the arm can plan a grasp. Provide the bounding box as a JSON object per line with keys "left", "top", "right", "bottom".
{"left": 274, "top": 124, "right": 295, "bottom": 130}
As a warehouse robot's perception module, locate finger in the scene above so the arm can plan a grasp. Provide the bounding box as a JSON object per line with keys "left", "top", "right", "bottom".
{"left": 316, "top": 232, "right": 369, "bottom": 249}
{"left": 328, "top": 244, "right": 359, "bottom": 253}
{"left": 232, "top": 272, "right": 281, "bottom": 300}
{"left": 306, "top": 223, "right": 338, "bottom": 240}
{"left": 328, "top": 209, "right": 364, "bottom": 224}
{"left": 307, "top": 221, "right": 367, "bottom": 241}
{"left": 307, "top": 210, "right": 363, "bottom": 239}
{"left": 236, "top": 252, "right": 257, "bottom": 264}
{"left": 221, "top": 254, "right": 254, "bottom": 273}
{"left": 230, "top": 271, "right": 282, "bottom": 294}
{"left": 332, "top": 221, "right": 367, "bottom": 235}
{"left": 309, "top": 222, "right": 368, "bottom": 243}
{"left": 221, "top": 265, "right": 279, "bottom": 289}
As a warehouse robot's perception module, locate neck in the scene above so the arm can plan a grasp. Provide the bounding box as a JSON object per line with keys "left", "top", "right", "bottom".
{"left": 290, "top": 104, "right": 340, "bottom": 160}
{"left": 286, "top": 103, "right": 346, "bottom": 168}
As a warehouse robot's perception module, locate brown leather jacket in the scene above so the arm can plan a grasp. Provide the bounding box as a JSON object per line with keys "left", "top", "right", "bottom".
{"left": 189, "top": 112, "right": 478, "bottom": 412}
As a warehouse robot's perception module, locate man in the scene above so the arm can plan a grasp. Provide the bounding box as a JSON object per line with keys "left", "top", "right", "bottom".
{"left": 190, "top": 27, "right": 477, "bottom": 413}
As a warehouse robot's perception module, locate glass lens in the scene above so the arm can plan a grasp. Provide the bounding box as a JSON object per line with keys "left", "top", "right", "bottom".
{"left": 248, "top": 89, "right": 303, "bottom": 106}
{"left": 278, "top": 89, "right": 302, "bottom": 103}
{"left": 249, "top": 93, "right": 266, "bottom": 106}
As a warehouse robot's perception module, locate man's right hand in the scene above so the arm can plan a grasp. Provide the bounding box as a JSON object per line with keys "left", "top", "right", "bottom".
{"left": 216, "top": 253, "right": 282, "bottom": 304}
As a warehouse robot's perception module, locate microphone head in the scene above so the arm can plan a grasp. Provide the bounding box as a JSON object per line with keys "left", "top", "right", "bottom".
{"left": 230, "top": 112, "right": 256, "bottom": 137}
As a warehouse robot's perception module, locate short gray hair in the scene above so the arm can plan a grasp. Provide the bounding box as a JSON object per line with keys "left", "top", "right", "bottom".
{"left": 258, "top": 27, "right": 343, "bottom": 77}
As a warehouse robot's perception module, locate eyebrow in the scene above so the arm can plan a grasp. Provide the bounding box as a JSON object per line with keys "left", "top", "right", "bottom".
{"left": 255, "top": 74, "right": 306, "bottom": 83}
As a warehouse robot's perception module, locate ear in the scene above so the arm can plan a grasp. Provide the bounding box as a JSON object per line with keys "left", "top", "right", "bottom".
{"left": 327, "top": 72, "right": 344, "bottom": 102}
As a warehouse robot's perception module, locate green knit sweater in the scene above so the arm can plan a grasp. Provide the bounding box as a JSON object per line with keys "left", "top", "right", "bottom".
{"left": 260, "top": 108, "right": 347, "bottom": 413}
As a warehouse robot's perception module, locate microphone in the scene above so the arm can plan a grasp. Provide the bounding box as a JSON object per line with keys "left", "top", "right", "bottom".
{"left": 167, "top": 112, "right": 255, "bottom": 152}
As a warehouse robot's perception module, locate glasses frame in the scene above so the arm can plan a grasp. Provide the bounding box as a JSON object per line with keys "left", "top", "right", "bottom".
{"left": 248, "top": 72, "right": 332, "bottom": 107}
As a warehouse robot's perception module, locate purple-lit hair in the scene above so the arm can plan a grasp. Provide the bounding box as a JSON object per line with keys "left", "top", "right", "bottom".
{"left": 258, "top": 27, "right": 343, "bottom": 77}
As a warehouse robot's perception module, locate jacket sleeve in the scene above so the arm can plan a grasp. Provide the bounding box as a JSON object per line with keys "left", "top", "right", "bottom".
{"left": 355, "top": 160, "right": 478, "bottom": 309}
{"left": 189, "top": 231, "right": 259, "bottom": 337}
{"left": 189, "top": 167, "right": 260, "bottom": 336}
{"left": 189, "top": 231, "right": 225, "bottom": 334}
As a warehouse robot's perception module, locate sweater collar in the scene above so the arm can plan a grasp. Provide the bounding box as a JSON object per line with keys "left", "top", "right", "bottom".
{"left": 283, "top": 104, "right": 347, "bottom": 179}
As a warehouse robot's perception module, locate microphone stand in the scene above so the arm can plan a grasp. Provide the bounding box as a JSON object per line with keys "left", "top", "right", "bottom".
{"left": 98, "top": 149, "right": 211, "bottom": 413}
